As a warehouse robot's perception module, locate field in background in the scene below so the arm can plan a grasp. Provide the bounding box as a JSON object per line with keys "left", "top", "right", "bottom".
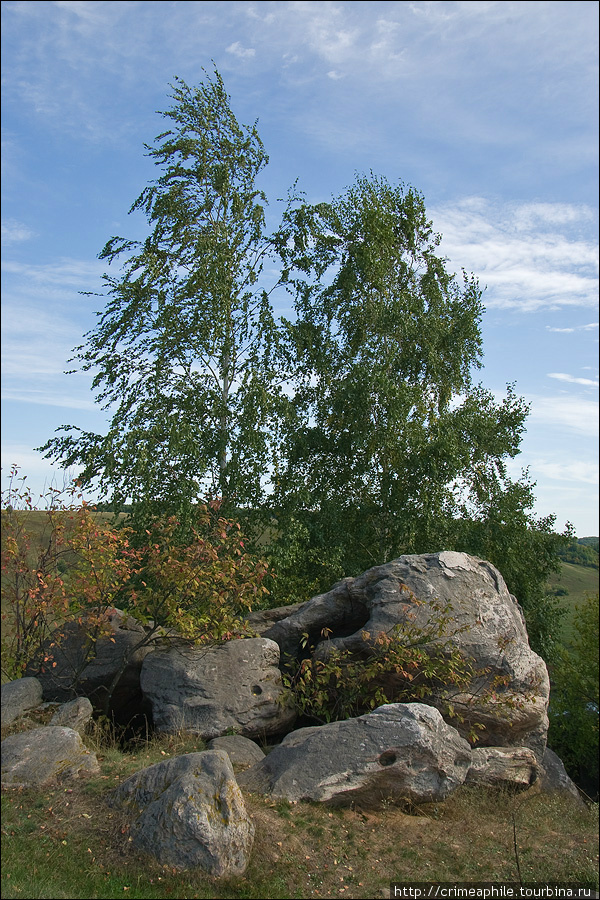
{"left": 547, "top": 563, "right": 599, "bottom": 642}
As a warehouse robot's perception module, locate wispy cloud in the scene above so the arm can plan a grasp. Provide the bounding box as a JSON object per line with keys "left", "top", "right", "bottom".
{"left": 547, "top": 373, "right": 599, "bottom": 387}
{"left": 527, "top": 394, "right": 599, "bottom": 438}
{"left": 546, "top": 322, "right": 599, "bottom": 333}
{"left": 433, "top": 199, "right": 599, "bottom": 312}
{"left": 532, "top": 459, "right": 599, "bottom": 486}
{"left": 226, "top": 41, "right": 255, "bottom": 59}
{"left": 1, "top": 218, "right": 35, "bottom": 244}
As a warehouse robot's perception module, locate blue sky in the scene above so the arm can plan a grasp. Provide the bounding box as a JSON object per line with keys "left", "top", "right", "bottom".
{"left": 1, "top": 0, "right": 598, "bottom": 536}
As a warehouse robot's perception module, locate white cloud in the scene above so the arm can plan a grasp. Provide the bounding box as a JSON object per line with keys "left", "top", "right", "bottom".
{"left": 226, "top": 41, "right": 256, "bottom": 59}
{"left": 532, "top": 460, "right": 599, "bottom": 486}
{"left": 1, "top": 218, "right": 34, "bottom": 243}
{"left": 527, "top": 395, "right": 599, "bottom": 437}
{"left": 546, "top": 323, "right": 599, "bottom": 333}
{"left": 547, "top": 373, "right": 599, "bottom": 387}
{"left": 1, "top": 387, "right": 96, "bottom": 410}
{"left": 433, "top": 199, "right": 599, "bottom": 312}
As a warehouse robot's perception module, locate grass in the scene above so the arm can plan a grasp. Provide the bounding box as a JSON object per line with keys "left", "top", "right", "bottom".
{"left": 1, "top": 723, "right": 598, "bottom": 899}
{"left": 546, "top": 563, "right": 599, "bottom": 641}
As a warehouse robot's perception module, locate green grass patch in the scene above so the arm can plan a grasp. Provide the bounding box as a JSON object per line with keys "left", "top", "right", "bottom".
{"left": 1, "top": 735, "right": 598, "bottom": 899}
{"left": 547, "top": 563, "right": 599, "bottom": 641}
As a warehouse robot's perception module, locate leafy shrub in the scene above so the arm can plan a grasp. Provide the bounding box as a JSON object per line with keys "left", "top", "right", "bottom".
{"left": 282, "top": 598, "right": 521, "bottom": 743}
{"left": 1, "top": 468, "right": 270, "bottom": 695}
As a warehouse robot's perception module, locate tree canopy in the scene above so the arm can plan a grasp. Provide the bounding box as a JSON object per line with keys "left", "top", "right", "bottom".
{"left": 41, "top": 69, "right": 290, "bottom": 527}
{"left": 40, "top": 68, "right": 567, "bottom": 650}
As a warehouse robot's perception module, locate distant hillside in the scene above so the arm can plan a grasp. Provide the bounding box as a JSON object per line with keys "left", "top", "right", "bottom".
{"left": 557, "top": 536, "right": 599, "bottom": 569}
{"left": 546, "top": 560, "right": 599, "bottom": 641}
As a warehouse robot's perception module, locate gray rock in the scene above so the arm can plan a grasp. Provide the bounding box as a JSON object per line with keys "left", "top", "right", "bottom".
{"left": 49, "top": 697, "right": 94, "bottom": 734}
{"left": 264, "top": 552, "right": 550, "bottom": 759}
{"left": 244, "top": 602, "right": 307, "bottom": 634}
{"left": 466, "top": 746, "right": 539, "bottom": 789}
{"left": 1, "top": 677, "right": 43, "bottom": 727}
{"left": 26, "top": 608, "right": 153, "bottom": 725}
{"left": 238, "top": 702, "right": 472, "bottom": 806}
{"left": 109, "top": 750, "right": 254, "bottom": 875}
{"left": 539, "top": 747, "right": 586, "bottom": 807}
{"left": 1, "top": 725, "right": 100, "bottom": 786}
{"left": 141, "top": 637, "right": 296, "bottom": 740}
{"left": 207, "top": 735, "right": 266, "bottom": 768}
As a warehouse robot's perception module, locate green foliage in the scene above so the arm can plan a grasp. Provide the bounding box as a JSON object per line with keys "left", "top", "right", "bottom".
{"left": 35, "top": 68, "right": 566, "bottom": 630}
{"left": 1, "top": 469, "right": 270, "bottom": 696}
{"left": 548, "top": 594, "right": 599, "bottom": 798}
{"left": 38, "top": 66, "right": 294, "bottom": 523}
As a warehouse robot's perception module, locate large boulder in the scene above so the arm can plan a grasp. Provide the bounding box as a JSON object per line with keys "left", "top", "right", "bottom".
{"left": 238, "top": 702, "right": 472, "bottom": 806}
{"left": 539, "top": 747, "right": 587, "bottom": 807}
{"left": 1, "top": 677, "right": 43, "bottom": 728}
{"left": 207, "top": 735, "right": 266, "bottom": 769}
{"left": 141, "top": 637, "right": 296, "bottom": 740}
{"left": 49, "top": 697, "right": 94, "bottom": 734}
{"left": 109, "top": 751, "right": 254, "bottom": 875}
{"left": 25, "top": 608, "right": 154, "bottom": 727}
{"left": 466, "top": 746, "right": 539, "bottom": 789}
{"left": 1, "top": 725, "right": 100, "bottom": 786}
{"left": 263, "top": 552, "right": 550, "bottom": 759}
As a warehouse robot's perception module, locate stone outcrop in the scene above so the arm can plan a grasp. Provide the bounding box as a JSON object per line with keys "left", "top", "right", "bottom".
{"left": 109, "top": 750, "right": 254, "bottom": 875}
{"left": 141, "top": 637, "right": 296, "bottom": 740}
{"left": 466, "top": 746, "right": 539, "bottom": 789}
{"left": 1, "top": 725, "right": 100, "bottom": 786}
{"left": 26, "top": 608, "right": 153, "bottom": 726}
{"left": 238, "top": 702, "right": 472, "bottom": 806}
{"left": 540, "top": 747, "right": 587, "bottom": 807}
{"left": 49, "top": 697, "right": 93, "bottom": 734}
{"left": 1, "top": 676, "right": 43, "bottom": 728}
{"left": 207, "top": 735, "right": 266, "bottom": 768}
{"left": 263, "top": 552, "right": 550, "bottom": 759}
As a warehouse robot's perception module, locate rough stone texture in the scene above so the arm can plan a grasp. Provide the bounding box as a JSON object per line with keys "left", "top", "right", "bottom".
{"left": 263, "top": 552, "right": 550, "bottom": 759}
{"left": 466, "top": 746, "right": 539, "bottom": 789}
{"left": 141, "top": 637, "right": 296, "bottom": 740}
{"left": 1, "top": 725, "right": 100, "bottom": 786}
{"left": 539, "top": 747, "right": 586, "bottom": 807}
{"left": 238, "top": 702, "right": 472, "bottom": 806}
{"left": 25, "top": 608, "right": 154, "bottom": 726}
{"left": 109, "top": 750, "right": 254, "bottom": 875}
{"left": 207, "top": 735, "right": 266, "bottom": 768}
{"left": 245, "top": 602, "right": 307, "bottom": 634}
{"left": 1, "top": 677, "right": 43, "bottom": 728}
{"left": 49, "top": 697, "right": 94, "bottom": 734}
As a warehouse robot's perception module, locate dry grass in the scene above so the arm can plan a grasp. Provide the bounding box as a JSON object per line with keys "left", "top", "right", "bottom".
{"left": 1, "top": 727, "right": 598, "bottom": 899}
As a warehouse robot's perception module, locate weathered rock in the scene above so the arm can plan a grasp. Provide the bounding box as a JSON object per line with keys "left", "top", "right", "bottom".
{"left": 1, "top": 677, "right": 43, "bottom": 728}
{"left": 238, "top": 702, "right": 472, "bottom": 806}
{"left": 26, "top": 608, "right": 154, "bottom": 726}
{"left": 49, "top": 697, "right": 94, "bottom": 734}
{"left": 109, "top": 750, "right": 254, "bottom": 875}
{"left": 264, "top": 552, "right": 550, "bottom": 759}
{"left": 466, "top": 746, "right": 539, "bottom": 789}
{"left": 1, "top": 725, "right": 100, "bottom": 786}
{"left": 141, "top": 637, "right": 296, "bottom": 740}
{"left": 207, "top": 735, "right": 266, "bottom": 768}
{"left": 245, "top": 602, "right": 307, "bottom": 634}
{"left": 539, "top": 747, "right": 586, "bottom": 807}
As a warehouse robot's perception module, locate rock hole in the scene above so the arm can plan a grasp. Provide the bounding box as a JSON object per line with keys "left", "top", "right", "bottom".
{"left": 378, "top": 750, "right": 397, "bottom": 767}
{"left": 251, "top": 684, "right": 263, "bottom": 695}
